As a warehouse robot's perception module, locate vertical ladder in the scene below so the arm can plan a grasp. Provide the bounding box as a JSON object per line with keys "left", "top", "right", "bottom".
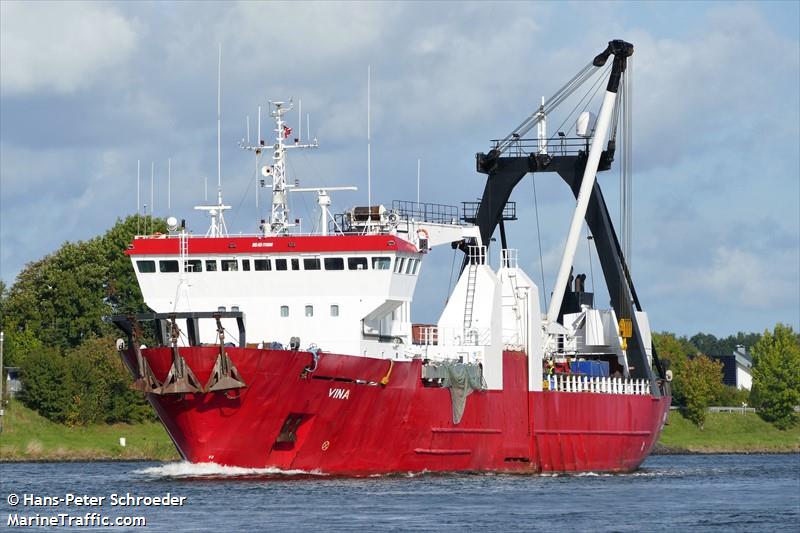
{"left": 463, "top": 263, "right": 477, "bottom": 330}
{"left": 178, "top": 230, "right": 189, "bottom": 276}
{"left": 464, "top": 246, "right": 484, "bottom": 331}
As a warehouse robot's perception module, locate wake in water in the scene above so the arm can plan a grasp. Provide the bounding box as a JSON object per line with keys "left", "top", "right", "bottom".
{"left": 134, "top": 461, "right": 326, "bottom": 480}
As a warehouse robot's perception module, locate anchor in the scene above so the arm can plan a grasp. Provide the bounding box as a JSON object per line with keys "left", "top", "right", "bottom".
{"left": 160, "top": 317, "right": 203, "bottom": 395}
{"left": 129, "top": 318, "right": 163, "bottom": 394}
{"left": 204, "top": 316, "right": 247, "bottom": 393}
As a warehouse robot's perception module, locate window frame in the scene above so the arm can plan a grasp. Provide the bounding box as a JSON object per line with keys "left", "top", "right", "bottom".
{"left": 137, "top": 260, "right": 156, "bottom": 273}
{"left": 324, "top": 257, "right": 345, "bottom": 271}
{"left": 221, "top": 259, "right": 239, "bottom": 272}
{"left": 348, "top": 257, "right": 368, "bottom": 270}
{"left": 184, "top": 259, "right": 202, "bottom": 273}
{"left": 372, "top": 256, "right": 392, "bottom": 270}
{"left": 303, "top": 257, "right": 321, "bottom": 271}
{"left": 159, "top": 259, "right": 180, "bottom": 273}
{"left": 254, "top": 259, "right": 272, "bottom": 271}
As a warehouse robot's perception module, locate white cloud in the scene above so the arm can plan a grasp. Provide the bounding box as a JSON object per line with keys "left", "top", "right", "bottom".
{"left": 0, "top": 1, "right": 138, "bottom": 95}
{"left": 653, "top": 245, "right": 798, "bottom": 310}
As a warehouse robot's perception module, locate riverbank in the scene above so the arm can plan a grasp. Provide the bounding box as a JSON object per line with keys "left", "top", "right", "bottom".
{"left": 656, "top": 410, "right": 799, "bottom": 454}
{"left": 0, "top": 401, "right": 178, "bottom": 461}
{"left": 0, "top": 401, "right": 797, "bottom": 461}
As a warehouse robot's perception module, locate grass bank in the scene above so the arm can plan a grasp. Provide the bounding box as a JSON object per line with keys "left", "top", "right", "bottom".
{"left": 656, "top": 410, "right": 800, "bottom": 454}
{"left": 0, "top": 400, "right": 178, "bottom": 461}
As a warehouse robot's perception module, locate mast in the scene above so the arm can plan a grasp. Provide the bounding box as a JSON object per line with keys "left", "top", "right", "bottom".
{"left": 193, "top": 45, "right": 231, "bottom": 237}
{"left": 366, "top": 65, "right": 372, "bottom": 233}
{"left": 269, "top": 101, "right": 291, "bottom": 233}
{"left": 217, "top": 44, "right": 222, "bottom": 202}
{"left": 241, "top": 100, "right": 318, "bottom": 235}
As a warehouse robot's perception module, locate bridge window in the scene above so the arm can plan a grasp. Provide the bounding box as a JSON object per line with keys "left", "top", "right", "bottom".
{"left": 184, "top": 259, "right": 202, "bottom": 272}
{"left": 412, "top": 259, "right": 420, "bottom": 275}
{"left": 159, "top": 260, "right": 179, "bottom": 273}
{"left": 291, "top": 258, "right": 300, "bottom": 270}
{"left": 348, "top": 257, "right": 368, "bottom": 270}
{"left": 255, "top": 259, "right": 272, "bottom": 271}
{"left": 242, "top": 259, "right": 251, "bottom": 271}
{"left": 324, "top": 257, "right": 344, "bottom": 270}
{"left": 206, "top": 260, "right": 218, "bottom": 272}
{"left": 396, "top": 257, "right": 406, "bottom": 274}
{"left": 372, "top": 256, "right": 391, "bottom": 270}
{"left": 137, "top": 260, "right": 156, "bottom": 273}
{"left": 330, "top": 304, "right": 339, "bottom": 317}
{"left": 305, "top": 305, "right": 314, "bottom": 317}
{"left": 221, "top": 259, "right": 238, "bottom": 271}
{"left": 303, "top": 258, "right": 321, "bottom": 270}
{"left": 405, "top": 258, "right": 414, "bottom": 274}
{"left": 280, "top": 305, "right": 289, "bottom": 317}
{"left": 275, "top": 259, "right": 288, "bottom": 271}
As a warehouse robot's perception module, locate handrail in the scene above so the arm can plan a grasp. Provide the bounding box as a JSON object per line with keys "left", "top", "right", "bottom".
{"left": 546, "top": 374, "right": 651, "bottom": 396}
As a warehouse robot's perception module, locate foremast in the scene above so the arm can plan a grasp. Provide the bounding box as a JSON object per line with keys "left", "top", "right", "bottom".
{"left": 241, "top": 100, "right": 319, "bottom": 236}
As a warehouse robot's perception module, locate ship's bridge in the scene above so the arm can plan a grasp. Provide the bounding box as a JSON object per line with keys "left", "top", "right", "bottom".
{"left": 128, "top": 201, "right": 479, "bottom": 358}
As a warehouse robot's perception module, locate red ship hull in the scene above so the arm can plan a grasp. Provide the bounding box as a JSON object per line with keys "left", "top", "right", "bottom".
{"left": 127, "top": 347, "right": 670, "bottom": 475}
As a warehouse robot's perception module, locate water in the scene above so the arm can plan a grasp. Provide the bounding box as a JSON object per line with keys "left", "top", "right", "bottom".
{"left": 1, "top": 454, "right": 798, "bottom": 531}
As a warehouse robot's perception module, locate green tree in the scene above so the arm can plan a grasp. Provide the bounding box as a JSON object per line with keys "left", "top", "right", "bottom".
{"left": 4, "top": 215, "right": 164, "bottom": 424}
{"left": 64, "top": 336, "right": 151, "bottom": 425}
{"left": 3, "top": 215, "right": 165, "bottom": 352}
{"left": 714, "top": 384, "right": 750, "bottom": 407}
{"left": 19, "top": 336, "right": 152, "bottom": 425}
{"left": 653, "top": 332, "right": 699, "bottom": 405}
{"left": 101, "top": 215, "right": 166, "bottom": 314}
{"left": 1, "top": 328, "right": 44, "bottom": 368}
{"left": 689, "top": 332, "right": 721, "bottom": 356}
{"left": 4, "top": 240, "right": 108, "bottom": 351}
{"left": 681, "top": 355, "right": 724, "bottom": 428}
{"left": 690, "top": 331, "right": 762, "bottom": 357}
{"left": 0, "top": 279, "right": 7, "bottom": 328}
{"left": 750, "top": 324, "right": 800, "bottom": 429}
{"left": 19, "top": 346, "right": 74, "bottom": 423}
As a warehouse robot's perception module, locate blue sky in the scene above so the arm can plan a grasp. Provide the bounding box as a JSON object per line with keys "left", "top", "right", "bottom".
{"left": 1, "top": 1, "right": 798, "bottom": 337}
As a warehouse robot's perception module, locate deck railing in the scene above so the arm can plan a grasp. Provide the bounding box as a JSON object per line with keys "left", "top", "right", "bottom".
{"left": 545, "top": 374, "right": 651, "bottom": 395}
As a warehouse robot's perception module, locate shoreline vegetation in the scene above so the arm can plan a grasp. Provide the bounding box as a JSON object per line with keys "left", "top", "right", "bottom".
{"left": 0, "top": 401, "right": 178, "bottom": 462}
{"left": 0, "top": 401, "right": 796, "bottom": 463}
